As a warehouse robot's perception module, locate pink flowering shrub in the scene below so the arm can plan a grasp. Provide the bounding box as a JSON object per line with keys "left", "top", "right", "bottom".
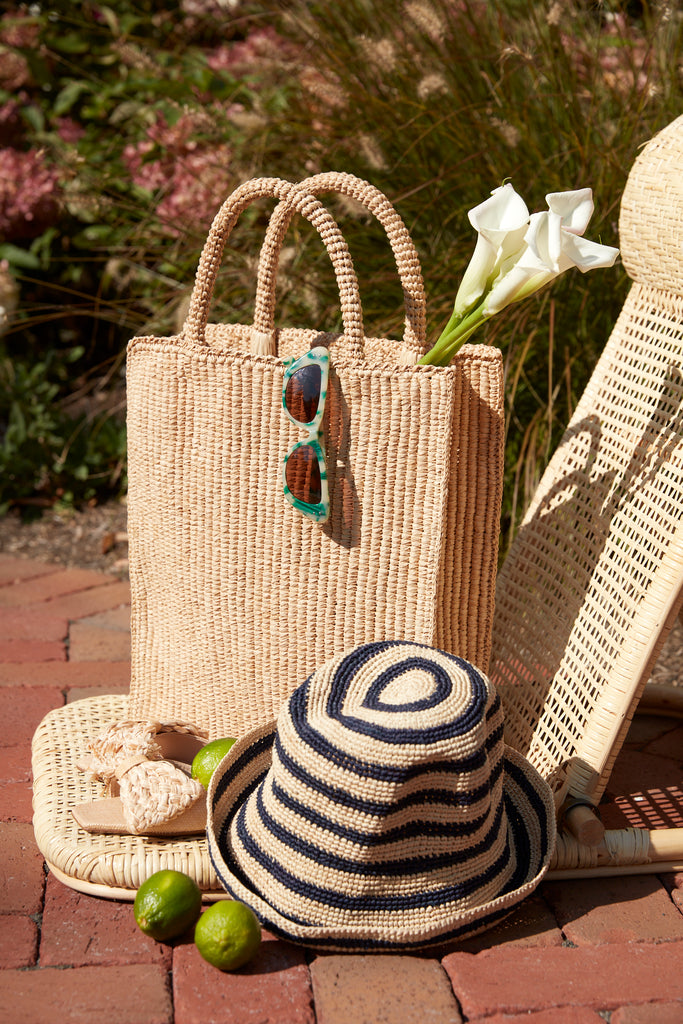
{"left": 0, "top": 10, "right": 39, "bottom": 49}
{"left": 181, "top": 0, "right": 242, "bottom": 18}
{"left": 122, "top": 115, "right": 232, "bottom": 237}
{"left": 206, "top": 26, "right": 299, "bottom": 74}
{"left": 0, "top": 50, "right": 32, "bottom": 91}
{"left": 0, "top": 148, "right": 61, "bottom": 240}
{"left": 598, "top": 14, "right": 650, "bottom": 97}
{"left": 154, "top": 149, "right": 233, "bottom": 236}
{"left": 0, "top": 0, "right": 679, "bottom": 520}
{"left": 0, "top": 11, "right": 37, "bottom": 91}
{"left": 55, "top": 118, "right": 85, "bottom": 145}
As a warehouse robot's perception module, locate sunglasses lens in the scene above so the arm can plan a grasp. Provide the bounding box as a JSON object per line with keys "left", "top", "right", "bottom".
{"left": 285, "top": 364, "right": 322, "bottom": 425}
{"left": 285, "top": 444, "right": 322, "bottom": 505}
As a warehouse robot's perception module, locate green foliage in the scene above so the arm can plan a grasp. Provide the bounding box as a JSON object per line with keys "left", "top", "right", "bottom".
{"left": 0, "top": 346, "right": 126, "bottom": 514}
{"left": 1, "top": 0, "right": 681, "bottom": 535}
{"left": 1, "top": 0, "right": 292, "bottom": 513}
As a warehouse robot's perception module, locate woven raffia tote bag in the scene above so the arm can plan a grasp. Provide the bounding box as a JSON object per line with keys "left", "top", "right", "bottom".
{"left": 125, "top": 173, "right": 505, "bottom": 736}
{"left": 32, "top": 173, "right": 505, "bottom": 897}
{"left": 490, "top": 115, "right": 683, "bottom": 877}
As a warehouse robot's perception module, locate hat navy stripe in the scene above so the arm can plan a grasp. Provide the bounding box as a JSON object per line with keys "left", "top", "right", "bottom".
{"left": 269, "top": 775, "right": 498, "bottom": 846}
{"left": 501, "top": 791, "right": 530, "bottom": 893}
{"left": 361, "top": 658, "right": 453, "bottom": 712}
{"left": 209, "top": 786, "right": 544, "bottom": 952}
{"left": 211, "top": 845, "right": 522, "bottom": 951}
{"left": 282, "top": 696, "right": 501, "bottom": 782}
{"left": 211, "top": 731, "right": 274, "bottom": 810}
{"left": 210, "top": 825, "right": 327, "bottom": 930}
{"left": 211, "top": 869, "right": 519, "bottom": 951}
{"left": 228, "top": 796, "right": 514, "bottom": 911}
{"left": 503, "top": 756, "right": 553, "bottom": 862}
{"left": 316, "top": 647, "right": 491, "bottom": 744}
{"left": 242, "top": 780, "right": 507, "bottom": 879}
{"left": 217, "top": 770, "right": 266, "bottom": 852}
{"left": 214, "top": 755, "right": 538, "bottom": 884}
{"left": 283, "top": 900, "right": 517, "bottom": 951}
{"left": 274, "top": 716, "right": 505, "bottom": 811}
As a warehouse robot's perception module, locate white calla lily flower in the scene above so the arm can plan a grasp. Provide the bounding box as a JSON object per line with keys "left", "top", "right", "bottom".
{"left": 421, "top": 183, "right": 620, "bottom": 367}
{"left": 453, "top": 183, "right": 529, "bottom": 315}
{"left": 545, "top": 188, "right": 594, "bottom": 272}
{"left": 484, "top": 199, "right": 619, "bottom": 315}
{"left": 547, "top": 186, "right": 594, "bottom": 230}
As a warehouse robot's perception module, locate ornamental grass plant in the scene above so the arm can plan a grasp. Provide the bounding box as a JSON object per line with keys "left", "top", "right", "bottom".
{"left": 1, "top": 0, "right": 681, "bottom": 540}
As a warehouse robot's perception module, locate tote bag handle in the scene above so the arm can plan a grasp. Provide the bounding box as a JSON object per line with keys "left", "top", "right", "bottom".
{"left": 183, "top": 176, "right": 365, "bottom": 359}
{"left": 252, "top": 172, "right": 428, "bottom": 363}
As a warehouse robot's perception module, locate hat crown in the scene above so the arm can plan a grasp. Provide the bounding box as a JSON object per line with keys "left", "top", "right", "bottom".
{"left": 277, "top": 645, "right": 505, "bottom": 839}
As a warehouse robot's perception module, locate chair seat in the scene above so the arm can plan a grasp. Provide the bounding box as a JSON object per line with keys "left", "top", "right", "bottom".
{"left": 31, "top": 694, "right": 222, "bottom": 899}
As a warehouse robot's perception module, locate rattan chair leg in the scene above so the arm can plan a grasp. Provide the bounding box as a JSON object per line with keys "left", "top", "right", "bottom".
{"left": 563, "top": 804, "right": 606, "bottom": 848}
{"left": 549, "top": 825, "right": 683, "bottom": 878}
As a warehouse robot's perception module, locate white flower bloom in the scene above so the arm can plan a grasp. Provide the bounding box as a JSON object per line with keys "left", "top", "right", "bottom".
{"left": 545, "top": 188, "right": 594, "bottom": 267}
{"left": 453, "top": 183, "right": 529, "bottom": 315}
{"left": 420, "top": 183, "right": 620, "bottom": 366}
{"left": 483, "top": 189, "right": 619, "bottom": 315}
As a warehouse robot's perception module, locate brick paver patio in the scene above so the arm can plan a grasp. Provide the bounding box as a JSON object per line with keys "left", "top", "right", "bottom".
{"left": 1, "top": 552, "right": 682, "bottom": 1023}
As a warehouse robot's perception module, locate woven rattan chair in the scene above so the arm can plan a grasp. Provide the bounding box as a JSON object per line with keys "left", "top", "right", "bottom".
{"left": 490, "top": 114, "right": 683, "bottom": 877}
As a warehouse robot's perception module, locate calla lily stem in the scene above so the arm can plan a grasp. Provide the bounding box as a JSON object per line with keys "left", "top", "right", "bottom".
{"left": 419, "top": 299, "right": 489, "bottom": 366}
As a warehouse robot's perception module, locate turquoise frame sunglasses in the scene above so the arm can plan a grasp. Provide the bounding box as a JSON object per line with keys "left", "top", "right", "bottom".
{"left": 282, "top": 346, "right": 330, "bottom": 523}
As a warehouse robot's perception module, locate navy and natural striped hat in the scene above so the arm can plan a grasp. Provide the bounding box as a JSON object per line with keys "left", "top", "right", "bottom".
{"left": 207, "top": 641, "right": 556, "bottom": 951}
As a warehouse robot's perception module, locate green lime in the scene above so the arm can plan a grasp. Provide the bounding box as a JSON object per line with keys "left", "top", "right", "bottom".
{"left": 191, "top": 737, "right": 236, "bottom": 789}
{"left": 194, "top": 900, "right": 262, "bottom": 971}
{"left": 133, "top": 869, "right": 202, "bottom": 942}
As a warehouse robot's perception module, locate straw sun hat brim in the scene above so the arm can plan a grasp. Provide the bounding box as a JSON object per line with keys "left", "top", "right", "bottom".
{"left": 207, "top": 721, "right": 557, "bottom": 952}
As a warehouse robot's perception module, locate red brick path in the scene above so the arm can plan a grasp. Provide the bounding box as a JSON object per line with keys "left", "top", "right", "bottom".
{"left": 1, "top": 553, "right": 682, "bottom": 1023}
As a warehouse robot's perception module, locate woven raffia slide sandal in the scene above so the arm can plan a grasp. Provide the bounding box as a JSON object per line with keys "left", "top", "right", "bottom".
{"left": 72, "top": 720, "right": 209, "bottom": 837}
